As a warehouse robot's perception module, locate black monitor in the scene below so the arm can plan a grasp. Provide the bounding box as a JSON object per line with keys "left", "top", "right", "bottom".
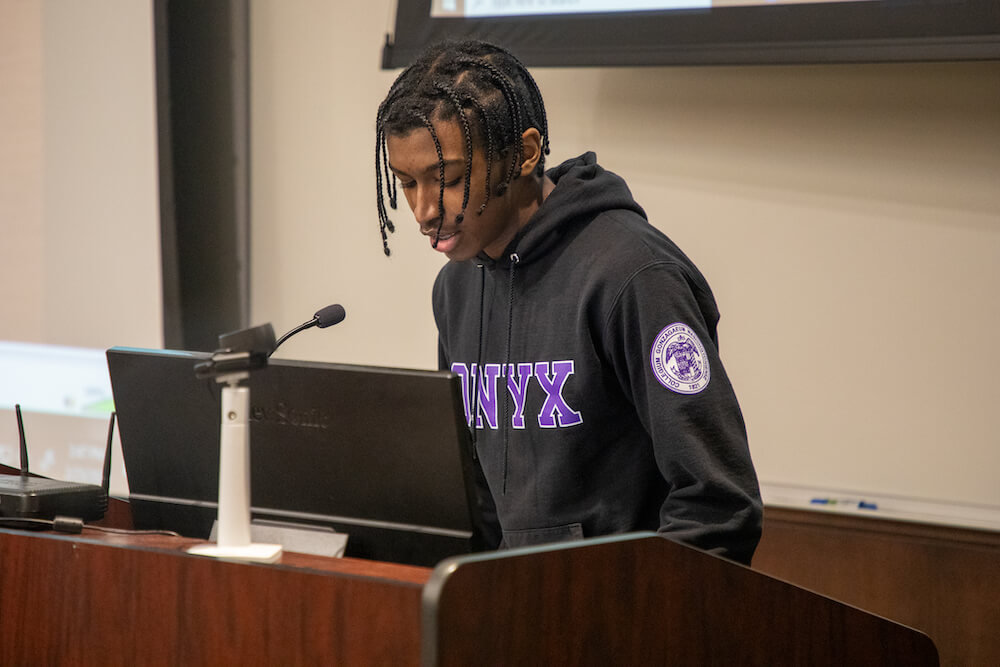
{"left": 383, "top": 0, "right": 1000, "bottom": 68}
{"left": 106, "top": 346, "right": 484, "bottom": 566}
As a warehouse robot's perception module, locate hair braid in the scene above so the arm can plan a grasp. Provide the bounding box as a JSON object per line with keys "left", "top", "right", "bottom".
{"left": 374, "top": 123, "right": 394, "bottom": 256}
{"left": 498, "top": 49, "right": 550, "bottom": 159}
{"left": 417, "top": 112, "right": 446, "bottom": 248}
{"left": 381, "top": 131, "right": 397, "bottom": 210}
{"left": 434, "top": 81, "right": 473, "bottom": 224}
{"left": 458, "top": 57, "right": 525, "bottom": 194}
{"left": 464, "top": 96, "right": 495, "bottom": 213}
{"left": 522, "top": 74, "right": 549, "bottom": 158}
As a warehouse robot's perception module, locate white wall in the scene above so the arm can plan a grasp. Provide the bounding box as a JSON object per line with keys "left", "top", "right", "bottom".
{"left": 251, "top": 0, "right": 1000, "bottom": 520}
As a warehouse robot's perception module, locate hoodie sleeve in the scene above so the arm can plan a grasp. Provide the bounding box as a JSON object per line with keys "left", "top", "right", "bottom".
{"left": 602, "top": 260, "right": 762, "bottom": 564}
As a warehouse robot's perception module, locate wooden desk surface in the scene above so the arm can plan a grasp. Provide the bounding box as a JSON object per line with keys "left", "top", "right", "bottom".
{"left": 75, "top": 526, "right": 433, "bottom": 584}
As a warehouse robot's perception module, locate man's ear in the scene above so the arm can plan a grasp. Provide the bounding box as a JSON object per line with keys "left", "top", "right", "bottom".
{"left": 518, "top": 127, "right": 543, "bottom": 177}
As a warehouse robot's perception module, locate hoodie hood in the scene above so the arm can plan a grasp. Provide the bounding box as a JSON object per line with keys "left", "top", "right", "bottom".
{"left": 480, "top": 151, "right": 648, "bottom": 268}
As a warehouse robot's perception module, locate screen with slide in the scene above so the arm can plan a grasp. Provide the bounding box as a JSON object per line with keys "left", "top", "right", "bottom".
{"left": 384, "top": 0, "right": 1000, "bottom": 67}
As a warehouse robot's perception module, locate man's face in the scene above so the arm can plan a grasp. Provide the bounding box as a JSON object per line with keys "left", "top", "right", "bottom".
{"left": 386, "top": 119, "right": 520, "bottom": 262}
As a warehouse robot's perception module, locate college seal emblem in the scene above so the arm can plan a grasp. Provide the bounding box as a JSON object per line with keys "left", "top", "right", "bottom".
{"left": 650, "top": 322, "right": 710, "bottom": 395}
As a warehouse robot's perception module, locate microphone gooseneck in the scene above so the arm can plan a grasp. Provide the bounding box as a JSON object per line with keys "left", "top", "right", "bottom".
{"left": 270, "top": 304, "right": 346, "bottom": 356}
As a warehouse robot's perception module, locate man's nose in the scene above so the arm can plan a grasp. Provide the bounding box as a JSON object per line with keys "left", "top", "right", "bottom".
{"left": 411, "top": 184, "right": 441, "bottom": 228}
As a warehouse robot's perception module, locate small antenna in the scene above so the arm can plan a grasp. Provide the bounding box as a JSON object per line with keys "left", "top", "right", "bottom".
{"left": 15, "top": 404, "right": 29, "bottom": 477}
{"left": 101, "top": 412, "right": 116, "bottom": 494}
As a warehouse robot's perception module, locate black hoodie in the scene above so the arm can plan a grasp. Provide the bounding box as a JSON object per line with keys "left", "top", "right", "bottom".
{"left": 432, "top": 153, "right": 762, "bottom": 564}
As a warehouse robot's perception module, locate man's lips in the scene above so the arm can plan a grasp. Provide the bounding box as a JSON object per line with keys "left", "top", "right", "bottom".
{"left": 423, "top": 228, "right": 458, "bottom": 245}
{"left": 422, "top": 228, "right": 456, "bottom": 239}
{"left": 425, "top": 228, "right": 459, "bottom": 252}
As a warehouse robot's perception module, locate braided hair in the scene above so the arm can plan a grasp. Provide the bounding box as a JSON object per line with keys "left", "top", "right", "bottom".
{"left": 375, "top": 40, "right": 550, "bottom": 256}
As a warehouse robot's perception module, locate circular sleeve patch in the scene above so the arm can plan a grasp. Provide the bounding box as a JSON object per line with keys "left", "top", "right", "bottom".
{"left": 649, "top": 322, "right": 711, "bottom": 395}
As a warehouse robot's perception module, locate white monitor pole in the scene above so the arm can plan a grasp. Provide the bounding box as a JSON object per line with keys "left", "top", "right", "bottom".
{"left": 188, "top": 362, "right": 281, "bottom": 563}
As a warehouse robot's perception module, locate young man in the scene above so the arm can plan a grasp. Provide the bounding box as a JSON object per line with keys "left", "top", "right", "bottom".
{"left": 375, "top": 40, "right": 762, "bottom": 564}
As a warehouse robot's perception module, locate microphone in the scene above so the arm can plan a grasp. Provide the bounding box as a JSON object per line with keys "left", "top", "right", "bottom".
{"left": 314, "top": 303, "right": 347, "bottom": 328}
{"left": 270, "top": 304, "right": 346, "bottom": 356}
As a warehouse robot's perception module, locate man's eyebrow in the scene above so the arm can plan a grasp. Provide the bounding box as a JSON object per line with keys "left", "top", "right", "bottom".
{"left": 388, "top": 158, "right": 465, "bottom": 177}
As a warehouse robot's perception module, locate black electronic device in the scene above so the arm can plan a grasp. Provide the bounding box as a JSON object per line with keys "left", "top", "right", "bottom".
{"left": 0, "top": 405, "right": 110, "bottom": 522}
{"left": 384, "top": 0, "right": 1000, "bottom": 68}
{"left": 106, "top": 346, "right": 485, "bottom": 567}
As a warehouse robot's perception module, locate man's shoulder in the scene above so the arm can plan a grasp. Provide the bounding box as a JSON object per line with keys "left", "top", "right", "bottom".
{"left": 572, "top": 209, "right": 687, "bottom": 268}
{"left": 436, "top": 258, "right": 480, "bottom": 281}
{"left": 433, "top": 259, "right": 480, "bottom": 298}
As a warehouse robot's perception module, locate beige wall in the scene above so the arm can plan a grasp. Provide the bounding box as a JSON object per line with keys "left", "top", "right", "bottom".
{"left": 0, "top": 1, "right": 44, "bottom": 338}
{"left": 0, "top": 0, "right": 162, "bottom": 349}
{"left": 251, "top": 0, "right": 1000, "bottom": 514}
{"left": 0, "top": 0, "right": 160, "bottom": 495}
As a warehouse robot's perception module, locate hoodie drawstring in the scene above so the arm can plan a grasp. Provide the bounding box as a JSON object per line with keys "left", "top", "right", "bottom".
{"left": 502, "top": 253, "right": 519, "bottom": 494}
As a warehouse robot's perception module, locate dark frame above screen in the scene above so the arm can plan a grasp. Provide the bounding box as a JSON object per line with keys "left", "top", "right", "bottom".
{"left": 382, "top": 0, "right": 1000, "bottom": 68}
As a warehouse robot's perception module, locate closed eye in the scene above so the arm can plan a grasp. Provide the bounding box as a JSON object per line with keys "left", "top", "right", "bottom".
{"left": 395, "top": 175, "right": 461, "bottom": 190}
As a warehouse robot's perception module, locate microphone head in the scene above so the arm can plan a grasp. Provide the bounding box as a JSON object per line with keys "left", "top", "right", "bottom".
{"left": 314, "top": 304, "right": 346, "bottom": 328}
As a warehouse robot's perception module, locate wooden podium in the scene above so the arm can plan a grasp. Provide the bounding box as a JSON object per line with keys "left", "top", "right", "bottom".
{"left": 0, "top": 519, "right": 936, "bottom": 665}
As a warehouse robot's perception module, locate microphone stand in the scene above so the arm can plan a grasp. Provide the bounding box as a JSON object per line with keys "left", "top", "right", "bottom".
{"left": 188, "top": 326, "right": 282, "bottom": 563}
